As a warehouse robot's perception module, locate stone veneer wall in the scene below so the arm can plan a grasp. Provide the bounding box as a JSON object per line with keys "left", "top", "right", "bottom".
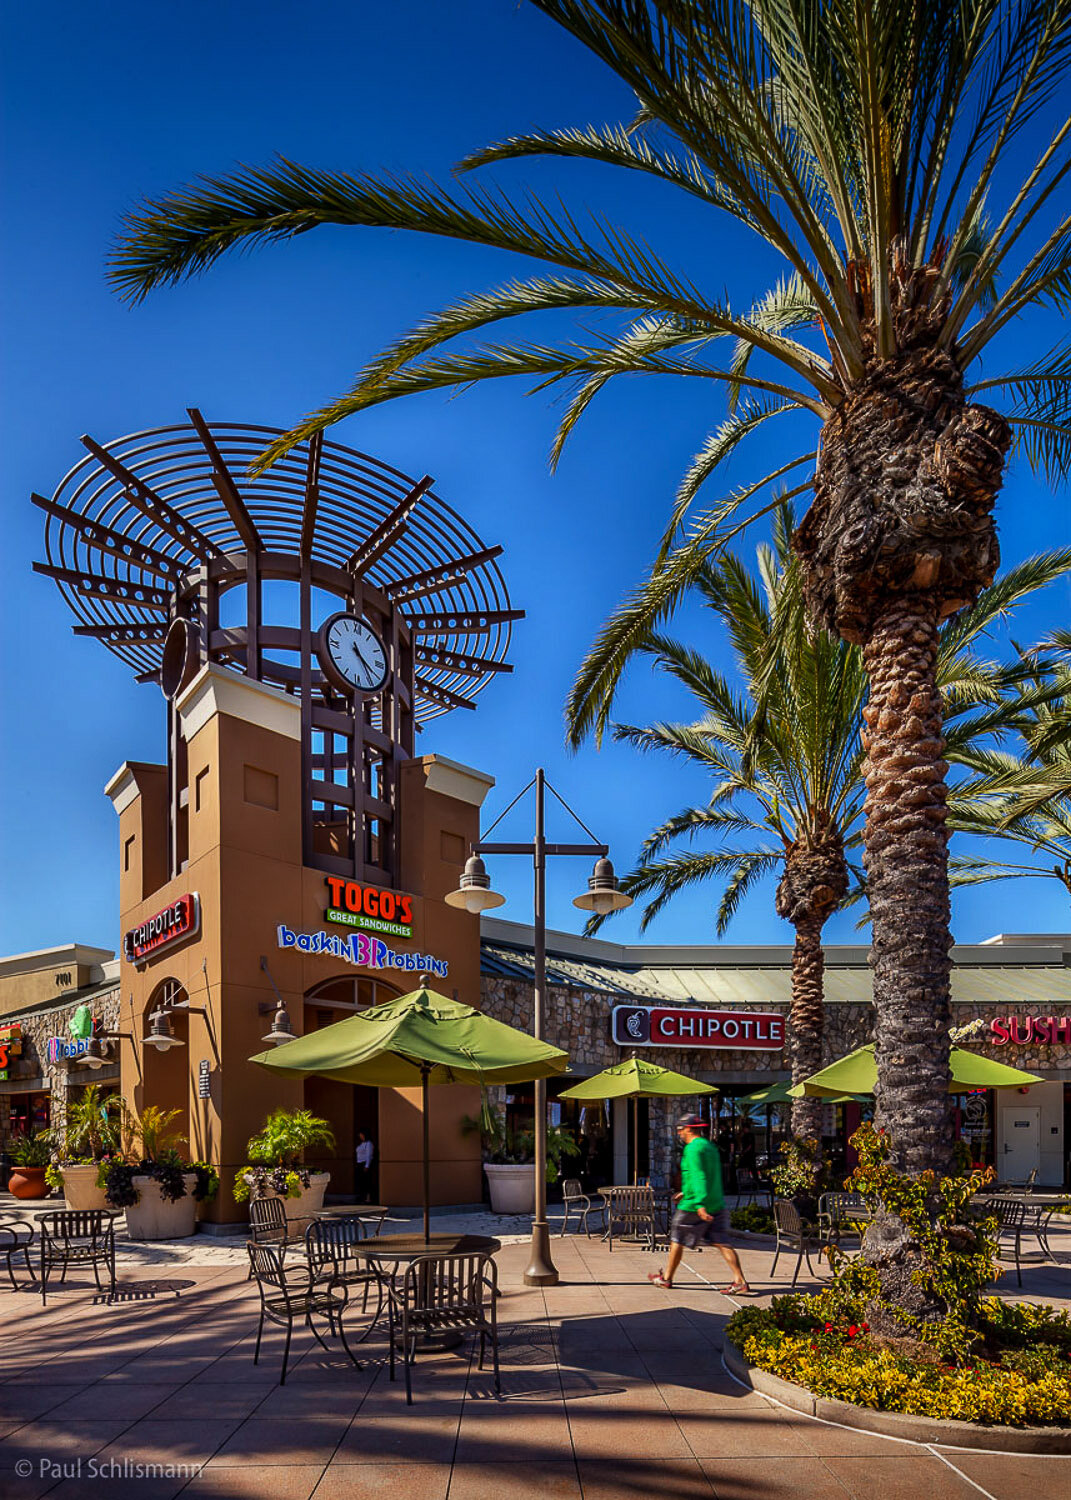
{"left": 480, "top": 974, "right": 876, "bottom": 1182}
{"left": 479, "top": 974, "right": 1071, "bottom": 1181}
{"left": 0, "top": 987, "right": 121, "bottom": 1146}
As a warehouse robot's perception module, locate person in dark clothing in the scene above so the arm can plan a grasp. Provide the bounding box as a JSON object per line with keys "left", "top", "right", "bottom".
{"left": 648, "top": 1115, "right": 754, "bottom": 1293}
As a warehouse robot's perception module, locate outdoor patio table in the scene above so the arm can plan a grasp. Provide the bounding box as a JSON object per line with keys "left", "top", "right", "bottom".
{"left": 312, "top": 1204, "right": 390, "bottom": 1236}
{"left": 354, "top": 1232, "right": 501, "bottom": 1350}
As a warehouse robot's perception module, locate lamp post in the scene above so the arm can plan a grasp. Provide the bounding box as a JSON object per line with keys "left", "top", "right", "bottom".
{"left": 446, "top": 767, "right": 631, "bottom": 1286}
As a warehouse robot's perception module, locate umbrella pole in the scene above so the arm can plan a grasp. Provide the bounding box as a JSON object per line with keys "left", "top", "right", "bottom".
{"left": 632, "top": 1098, "right": 639, "bottom": 1186}
{"left": 422, "top": 1064, "right": 431, "bottom": 1244}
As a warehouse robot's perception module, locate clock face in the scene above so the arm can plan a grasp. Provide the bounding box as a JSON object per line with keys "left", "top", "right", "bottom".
{"left": 317, "top": 613, "right": 389, "bottom": 694}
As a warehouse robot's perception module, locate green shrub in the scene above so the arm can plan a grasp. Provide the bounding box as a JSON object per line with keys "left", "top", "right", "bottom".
{"left": 731, "top": 1204, "right": 775, "bottom": 1234}
{"left": 726, "top": 1298, "right": 1071, "bottom": 1425}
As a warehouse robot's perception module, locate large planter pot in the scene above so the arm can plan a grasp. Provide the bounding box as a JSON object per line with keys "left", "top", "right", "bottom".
{"left": 243, "top": 1171, "right": 330, "bottom": 1222}
{"left": 9, "top": 1166, "right": 49, "bottom": 1200}
{"left": 61, "top": 1165, "right": 109, "bottom": 1211}
{"left": 125, "top": 1173, "right": 198, "bottom": 1240}
{"left": 484, "top": 1162, "right": 535, "bottom": 1214}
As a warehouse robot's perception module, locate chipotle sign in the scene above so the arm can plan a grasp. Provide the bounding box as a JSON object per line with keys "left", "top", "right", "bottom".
{"left": 124, "top": 893, "right": 200, "bottom": 963}
{"left": 612, "top": 1004, "right": 784, "bottom": 1050}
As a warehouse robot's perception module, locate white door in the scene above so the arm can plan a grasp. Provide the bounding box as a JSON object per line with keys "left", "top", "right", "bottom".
{"left": 1002, "top": 1106, "right": 1040, "bottom": 1181}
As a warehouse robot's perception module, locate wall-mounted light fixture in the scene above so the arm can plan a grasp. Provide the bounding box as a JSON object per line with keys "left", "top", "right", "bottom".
{"left": 258, "top": 956, "right": 297, "bottom": 1045}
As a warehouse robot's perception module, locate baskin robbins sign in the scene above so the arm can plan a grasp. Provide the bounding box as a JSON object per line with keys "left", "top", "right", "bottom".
{"left": 277, "top": 925, "right": 448, "bottom": 980}
{"left": 612, "top": 1004, "right": 785, "bottom": 1050}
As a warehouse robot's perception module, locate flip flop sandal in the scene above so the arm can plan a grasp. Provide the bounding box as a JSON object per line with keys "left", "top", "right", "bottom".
{"left": 647, "top": 1272, "right": 672, "bottom": 1287}
{"left": 721, "top": 1283, "right": 758, "bottom": 1296}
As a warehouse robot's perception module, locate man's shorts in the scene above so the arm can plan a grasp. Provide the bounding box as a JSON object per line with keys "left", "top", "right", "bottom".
{"left": 671, "top": 1207, "right": 731, "bottom": 1248}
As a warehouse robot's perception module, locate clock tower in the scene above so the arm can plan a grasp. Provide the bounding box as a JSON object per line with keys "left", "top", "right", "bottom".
{"left": 35, "top": 413, "right": 520, "bottom": 1221}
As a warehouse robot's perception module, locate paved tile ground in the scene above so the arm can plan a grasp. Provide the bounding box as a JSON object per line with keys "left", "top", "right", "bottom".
{"left": 0, "top": 1211, "right": 1068, "bottom": 1498}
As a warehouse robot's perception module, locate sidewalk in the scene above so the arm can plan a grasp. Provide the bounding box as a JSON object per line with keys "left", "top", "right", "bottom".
{"left": 0, "top": 1224, "right": 1068, "bottom": 1498}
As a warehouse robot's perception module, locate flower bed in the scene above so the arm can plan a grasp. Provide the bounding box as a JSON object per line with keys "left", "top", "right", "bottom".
{"left": 726, "top": 1294, "right": 1071, "bottom": 1426}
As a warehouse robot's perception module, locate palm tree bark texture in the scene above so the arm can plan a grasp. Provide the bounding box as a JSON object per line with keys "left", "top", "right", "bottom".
{"left": 775, "top": 821, "right": 848, "bottom": 1142}
{"left": 795, "top": 262, "right": 1012, "bottom": 1175}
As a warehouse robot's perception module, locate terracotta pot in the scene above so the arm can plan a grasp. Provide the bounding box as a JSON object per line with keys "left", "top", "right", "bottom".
{"left": 61, "top": 1164, "right": 109, "bottom": 1211}
{"left": 8, "top": 1166, "right": 49, "bottom": 1200}
{"left": 484, "top": 1162, "right": 535, "bottom": 1214}
{"left": 125, "top": 1173, "right": 198, "bottom": 1240}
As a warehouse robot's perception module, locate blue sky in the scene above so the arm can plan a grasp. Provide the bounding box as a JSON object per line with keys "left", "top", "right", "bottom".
{"left": 3, "top": 0, "right": 1069, "bottom": 958}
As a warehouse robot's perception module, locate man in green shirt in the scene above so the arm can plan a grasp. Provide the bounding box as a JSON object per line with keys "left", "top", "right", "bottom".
{"left": 648, "top": 1114, "right": 753, "bottom": 1294}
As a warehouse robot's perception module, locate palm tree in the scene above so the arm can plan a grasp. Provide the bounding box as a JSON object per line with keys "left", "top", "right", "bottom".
{"left": 595, "top": 524, "right": 1071, "bottom": 1139}
{"left": 600, "top": 511, "right": 864, "bottom": 1141}
{"left": 948, "top": 654, "right": 1071, "bottom": 908}
{"left": 109, "top": 2, "right": 1071, "bottom": 1181}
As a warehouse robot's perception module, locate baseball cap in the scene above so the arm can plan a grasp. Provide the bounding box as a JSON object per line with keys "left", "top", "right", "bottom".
{"left": 677, "top": 1113, "right": 707, "bottom": 1129}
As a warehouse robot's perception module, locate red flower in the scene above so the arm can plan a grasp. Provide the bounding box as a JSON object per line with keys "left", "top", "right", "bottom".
{"left": 824, "top": 1322, "right": 833, "bottom": 1332}
{"left": 861, "top": 1323, "right": 870, "bottom": 1333}
{"left": 810, "top": 1343, "right": 817, "bottom": 1350}
{"left": 848, "top": 1325, "right": 858, "bottom": 1338}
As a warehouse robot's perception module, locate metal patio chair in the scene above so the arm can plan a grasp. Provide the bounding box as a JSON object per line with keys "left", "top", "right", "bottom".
{"left": 817, "top": 1192, "right": 871, "bottom": 1252}
{"left": 385, "top": 1250, "right": 499, "bottom": 1405}
{"left": 770, "top": 1199, "right": 819, "bottom": 1289}
{"left": 39, "top": 1210, "right": 117, "bottom": 1305}
{"left": 247, "top": 1196, "right": 290, "bottom": 1278}
{"left": 0, "top": 1213, "right": 35, "bottom": 1291}
{"left": 560, "top": 1179, "right": 606, "bottom": 1238}
{"left": 304, "top": 1218, "right": 383, "bottom": 1338}
{"left": 990, "top": 1198, "right": 1029, "bottom": 1288}
{"left": 247, "top": 1242, "right": 360, "bottom": 1385}
{"left": 604, "top": 1185, "right": 656, "bottom": 1252}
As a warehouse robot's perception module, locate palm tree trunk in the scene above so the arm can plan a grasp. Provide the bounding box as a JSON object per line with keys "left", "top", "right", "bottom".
{"left": 861, "top": 593, "right": 955, "bottom": 1176}
{"left": 788, "top": 915, "right": 825, "bottom": 1141}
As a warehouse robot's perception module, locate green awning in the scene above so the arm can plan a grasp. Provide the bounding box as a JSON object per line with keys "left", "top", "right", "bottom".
{"left": 788, "top": 1044, "right": 1044, "bottom": 1098}
{"left": 740, "top": 1081, "right": 795, "bottom": 1105}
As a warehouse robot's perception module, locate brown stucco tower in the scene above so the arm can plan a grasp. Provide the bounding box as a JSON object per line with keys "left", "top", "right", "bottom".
{"left": 35, "top": 416, "right": 520, "bottom": 1223}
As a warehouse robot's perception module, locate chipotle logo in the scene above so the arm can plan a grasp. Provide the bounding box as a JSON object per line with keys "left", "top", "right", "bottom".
{"left": 612, "top": 1004, "right": 784, "bottom": 1050}
{"left": 124, "top": 893, "right": 200, "bottom": 963}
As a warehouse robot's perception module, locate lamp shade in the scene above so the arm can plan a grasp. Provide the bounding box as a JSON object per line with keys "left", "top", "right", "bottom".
{"left": 444, "top": 854, "right": 506, "bottom": 914}
{"left": 572, "top": 857, "right": 632, "bottom": 915}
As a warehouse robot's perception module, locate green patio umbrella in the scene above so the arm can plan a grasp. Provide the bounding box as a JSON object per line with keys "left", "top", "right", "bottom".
{"left": 788, "top": 1044, "right": 1044, "bottom": 1099}
{"left": 740, "top": 1081, "right": 795, "bottom": 1106}
{"left": 558, "top": 1057, "right": 717, "bottom": 1185}
{"left": 249, "top": 982, "right": 569, "bottom": 1240}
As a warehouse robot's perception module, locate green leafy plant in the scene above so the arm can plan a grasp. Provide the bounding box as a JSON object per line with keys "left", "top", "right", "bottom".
{"left": 462, "top": 1095, "right": 579, "bottom": 1183}
{"left": 839, "top": 1123, "right": 998, "bottom": 1358}
{"left": 769, "top": 1136, "right": 826, "bottom": 1201}
{"left": 59, "top": 1086, "right": 122, "bottom": 1161}
{"left": 726, "top": 1292, "right": 1071, "bottom": 1426}
{"left": 10, "top": 1132, "right": 51, "bottom": 1168}
{"left": 730, "top": 1203, "right": 775, "bottom": 1235}
{"left": 100, "top": 1104, "right": 194, "bottom": 1209}
{"left": 246, "top": 1109, "right": 336, "bottom": 1167}
{"left": 235, "top": 1109, "right": 337, "bottom": 1203}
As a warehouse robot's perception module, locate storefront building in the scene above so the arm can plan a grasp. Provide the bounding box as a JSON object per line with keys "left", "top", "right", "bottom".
{"left": 32, "top": 417, "right": 520, "bottom": 1224}
{"left": 0, "top": 946, "right": 121, "bottom": 1149}
{"left": 480, "top": 921, "right": 1071, "bottom": 1189}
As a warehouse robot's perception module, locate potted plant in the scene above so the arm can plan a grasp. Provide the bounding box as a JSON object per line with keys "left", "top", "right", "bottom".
{"left": 9, "top": 1132, "right": 52, "bottom": 1199}
{"left": 101, "top": 1105, "right": 217, "bottom": 1239}
{"left": 463, "top": 1096, "right": 578, "bottom": 1214}
{"left": 769, "top": 1136, "right": 827, "bottom": 1223}
{"left": 232, "top": 1109, "right": 335, "bottom": 1220}
{"left": 45, "top": 1085, "right": 121, "bottom": 1210}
